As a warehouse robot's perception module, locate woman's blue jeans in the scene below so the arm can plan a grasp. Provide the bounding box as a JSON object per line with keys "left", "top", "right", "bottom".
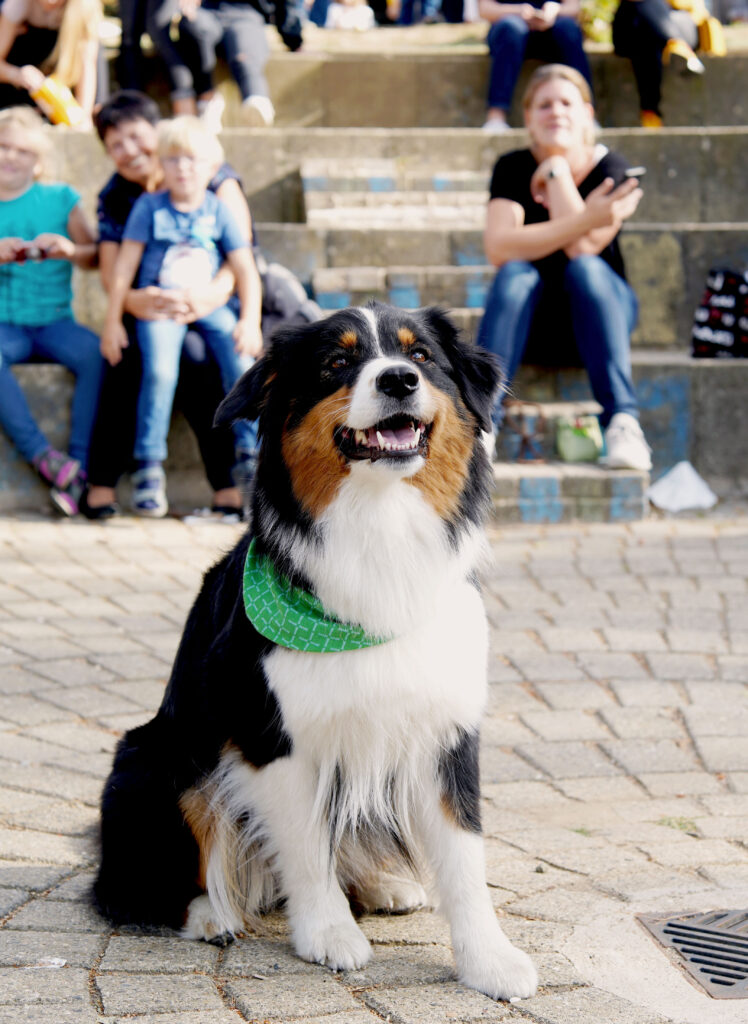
{"left": 486, "top": 15, "right": 593, "bottom": 111}
{"left": 476, "top": 256, "right": 640, "bottom": 429}
{"left": 134, "top": 304, "right": 256, "bottom": 462}
{"left": 0, "top": 319, "right": 103, "bottom": 468}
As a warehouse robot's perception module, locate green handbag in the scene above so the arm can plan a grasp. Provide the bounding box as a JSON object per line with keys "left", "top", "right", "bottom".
{"left": 556, "top": 415, "right": 603, "bottom": 463}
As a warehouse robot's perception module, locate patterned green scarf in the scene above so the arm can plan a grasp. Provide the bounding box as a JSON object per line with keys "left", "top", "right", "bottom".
{"left": 243, "top": 539, "right": 390, "bottom": 653}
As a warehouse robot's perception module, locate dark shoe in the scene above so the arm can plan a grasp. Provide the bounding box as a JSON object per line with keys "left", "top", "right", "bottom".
{"left": 80, "top": 488, "right": 121, "bottom": 520}
{"left": 50, "top": 472, "right": 87, "bottom": 517}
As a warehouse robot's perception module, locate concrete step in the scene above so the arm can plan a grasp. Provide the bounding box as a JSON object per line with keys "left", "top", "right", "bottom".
{"left": 491, "top": 462, "right": 649, "bottom": 524}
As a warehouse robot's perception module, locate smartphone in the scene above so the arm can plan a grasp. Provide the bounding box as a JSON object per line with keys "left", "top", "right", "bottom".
{"left": 624, "top": 166, "right": 646, "bottom": 178}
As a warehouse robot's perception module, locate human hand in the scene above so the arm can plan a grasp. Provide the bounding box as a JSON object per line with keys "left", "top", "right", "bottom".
{"left": 31, "top": 233, "right": 75, "bottom": 260}
{"left": 530, "top": 156, "right": 571, "bottom": 206}
{"left": 0, "top": 237, "right": 28, "bottom": 263}
{"left": 100, "top": 321, "right": 129, "bottom": 366}
{"left": 233, "top": 318, "right": 263, "bottom": 358}
{"left": 585, "top": 177, "right": 643, "bottom": 229}
{"left": 127, "top": 286, "right": 192, "bottom": 322}
{"left": 16, "top": 65, "right": 45, "bottom": 93}
{"left": 179, "top": 0, "right": 201, "bottom": 19}
{"left": 175, "top": 285, "right": 226, "bottom": 324}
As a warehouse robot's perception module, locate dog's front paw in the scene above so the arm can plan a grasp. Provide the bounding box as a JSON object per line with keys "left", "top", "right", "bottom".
{"left": 294, "top": 917, "right": 372, "bottom": 971}
{"left": 354, "top": 873, "right": 429, "bottom": 915}
{"left": 458, "top": 941, "right": 538, "bottom": 1002}
{"left": 182, "top": 894, "right": 238, "bottom": 945}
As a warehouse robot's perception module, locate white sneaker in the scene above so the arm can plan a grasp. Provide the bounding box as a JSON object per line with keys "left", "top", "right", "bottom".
{"left": 599, "top": 413, "right": 652, "bottom": 471}
{"left": 481, "top": 117, "right": 510, "bottom": 135}
{"left": 197, "top": 93, "right": 225, "bottom": 133}
{"left": 241, "top": 95, "right": 275, "bottom": 127}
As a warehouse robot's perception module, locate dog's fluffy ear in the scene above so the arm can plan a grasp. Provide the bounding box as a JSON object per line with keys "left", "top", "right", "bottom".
{"left": 214, "top": 356, "right": 273, "bottom": 428}
{"left": 421, "top": 307, "right": 502, "bottom": 433}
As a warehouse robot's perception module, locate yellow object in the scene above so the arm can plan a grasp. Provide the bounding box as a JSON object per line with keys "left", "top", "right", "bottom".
{"left": 698, "top": 16, "right": 727, "bottom": 55}
{"left": 30, "top": 76, "right": 85, "bottom": 127}
{"left": 640, "top": 109, "right": 663, "bottom": 129}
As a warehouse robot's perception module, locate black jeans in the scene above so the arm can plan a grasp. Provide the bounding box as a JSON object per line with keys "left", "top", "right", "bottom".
{"left": 613, "top": 0, "right": 698, "bottom": 114}
{"left": 177, "top": 1, "right": 270, "bottom": 101}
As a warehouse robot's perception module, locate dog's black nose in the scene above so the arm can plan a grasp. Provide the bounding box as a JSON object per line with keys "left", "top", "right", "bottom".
{"left": 376, "top": 365, "right": 419, "bottom": 400}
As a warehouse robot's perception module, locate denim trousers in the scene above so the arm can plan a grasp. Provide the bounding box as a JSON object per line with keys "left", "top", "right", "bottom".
{"left": 0, "top": 319, "right": 103, "bottom": 467}
{"left": 486, "top": 16, "right": 593, "bottom": 110}
{"left": 176, "top": 1, "right": 270, "bottom": 100}
{"left": 134, "top": 304, "right": 256, "bottom": 462}
{"left": 476, "top": 256, "right": 640, "bottom": 429}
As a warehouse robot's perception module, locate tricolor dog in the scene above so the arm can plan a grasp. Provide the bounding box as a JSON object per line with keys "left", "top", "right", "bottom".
{"left": 93, "top": 302, "right": 538, "bottom": 1002}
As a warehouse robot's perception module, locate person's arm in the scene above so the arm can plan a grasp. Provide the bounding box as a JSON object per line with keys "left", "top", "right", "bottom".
{"left": 531, "top": 156, "right": 643, "bottom": 258}
{"left": 227, "top": 247, "right": 263, "bottom": 358}
{"left": 483, "top": 177, "right": 642, "bottom": 267}
{"left": 31, "top": 202, "right": 98, "bottom": 268}
{"left": 0, "top": 14, "right": 44, "bottom": 90}
{"left": 101, "top": 239, "right": 144, "bottom": 365}
{"left": 99, "top": 240, "right": 192, "bottom": 320}
{"left": 72, "top": 36, "right": 98, "bottom": 124}
{"left": 477, "top": 0, "right": 537, "bottom": 25}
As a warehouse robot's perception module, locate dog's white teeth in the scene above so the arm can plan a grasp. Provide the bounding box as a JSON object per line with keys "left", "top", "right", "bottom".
{"left": 355, "top": 429, "right": 368, "bottom": 446}
{"left": 414, "top": 428, "right": 421, "bottom": 446}
{"left": 376, "top": 430, "right": 386, "bottom": 450}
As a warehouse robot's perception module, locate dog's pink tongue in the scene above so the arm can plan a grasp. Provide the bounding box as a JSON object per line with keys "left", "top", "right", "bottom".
{"left": 367, "top": 426, "right": 416, "bottom": 448}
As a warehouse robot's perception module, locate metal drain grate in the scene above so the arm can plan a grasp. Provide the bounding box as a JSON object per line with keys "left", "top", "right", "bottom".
{"left": 637, "top": 909, "right": 748, "bottom": 999}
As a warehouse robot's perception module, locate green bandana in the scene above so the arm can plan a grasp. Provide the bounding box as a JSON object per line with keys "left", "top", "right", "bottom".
{"left": 243, "top": 540, "right": 390, "bottom": 653}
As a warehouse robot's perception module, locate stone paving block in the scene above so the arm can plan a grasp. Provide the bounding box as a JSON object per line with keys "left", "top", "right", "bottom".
{"left": 555, "top": 777, "right": 644, "bottom": 802}
{"left": 486, "top": 682, "right": 541, "bottom": 711}
{"left": 96, "top": 973, "right": 224, "bottom": 1015}
{"left": 363, "top": 982, "right": 512, "bottom": 1023}
{"left": 520, "top": 986, "right": 671, "bottom": 1023}
{"left": 69, "top": 634, "right": 144, "bottom": 655}
{"left": 87, "top": 652, "right": 171, "bottom": 680}
{"left": 575, "top": 652, "right": 651, "bottom": 680}
{"left": 482, "top": 713, "right": 536, "bottom": 747}
{"left": 359, "top": 908, "right": 451, "bottom": 946}
{"left": 683, "top": 705, "right": 748, "bottom": 737}
{"left": 608, "top": 680, "right": 685, "bottom": 707}
{"left": 100, "top": 934, "right": 219, "bottom": 974}
{"left": 519, "top": 710, "right": 612, "bottom": 742}
{"left": 533, "top": 682, "right": 614, "bottom": 710}
{"left": 27, "top": 659, "right": 118, "bottom": 688}
{"left": 0, "top": 886, "right": 27, "bottom": 915}
{"left": 694, "top": 736, "right": 748, "bottom": 772}
{"left": 0, "top": 694, "right": 78, "bottom": 726}
{"left": 636, "top": 771, "right": 725, "bottom": 796}
{"left": 0, "top": 1005, "right": 100, "bottom": 1023}
{"left": 220, "top": 937, "right": 321, "bottom": 978}
{"left": 491, "top": 630, "right": 545, "bottom": 655}
{"left": 695, "top": 814, "right": 748, "bottom": 840}
{"left": 503, "top": 886, "right": 624, "bottom": 926}
{"left": 0, "top": 786, "right": 96, "bottom": 834}
{"left": 602, "top": 629, "right": 667, "bottom": 653}
{"left": 341, "top": 943, "right": 456, "bottom": 987}
{"left": 0, "top": 665, "right": 58, "bottom": 695}
{"left": 0, "top": 929, "right": 104, "bottom": 967}
{"left": 718, "top": 654, "right": 748, "bottom": 681}
{"left": 0, "top": 828, "right": 93, "bottom": 867}
{"left": 516, "top": 742, "right": 622, "bottom": 779}
{"left": 0, "top": 864, "right": 67, "bottom": 891}
{"left": 595, "top": 863, "right": 710, "bottom": 901}
{"left": 23, "top": 722, "right": 118, "bottom": 755}
{"left": 636, "top": 837, "right": 743, "bottom": 868}
{"left": 508, "top": 652, "right": 589, "bottom": 683}
{"left": 684, "top": 681, "right": 748, "bottom": 705}
{"left": 538, "top": 628, "right": 606, "bottom": 652}
{"left": 0, "top": 965, "right": 90, "bottom": 1004}
{"left": 2, "top": 637, "right": 85, "bottom": 660}
{"left": 645, "top": 652, "right": 716, "bottom": 680}
{"left": 599, "top": 708, "right": 684, "bottom": 740}
{"left": 224, "top": 972, "right": 360, "bottom": 1021}
{"left": 481, "top": 747, "right": 547, "bottom": 784}
{"left": 7, "top": 897, "right": 104, "bottom": 932}
{"left": 0, "top": 759, "right": 103, "bottom": 804}
{"left": 666, "top": 629, "right": 728, "bottom": 654}
{"left": 601, "top": 739, "right": 700, "bottom": 775}
{"left": 99, "top": 1013, "right": 248, "bottom": 1024}
{"left": 48, "top": 871, "right": 96, "bottom": 901}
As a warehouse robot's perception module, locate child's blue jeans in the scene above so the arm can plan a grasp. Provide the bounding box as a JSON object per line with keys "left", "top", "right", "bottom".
{"left": 0, "top": 319, "right": 103, "bottom": 467}
{"left": 134, "top": 303, "right": 256, "bottom": 462}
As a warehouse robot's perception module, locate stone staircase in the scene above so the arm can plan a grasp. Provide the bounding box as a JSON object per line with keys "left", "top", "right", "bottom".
{"left": 4, "top": 26, "right": 748, "bottom": 520}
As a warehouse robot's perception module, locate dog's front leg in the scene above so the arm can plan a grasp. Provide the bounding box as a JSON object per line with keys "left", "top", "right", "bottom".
{"left": 253, "top": 757, "right": 372, "bottom": 971}
{"left": 419, "top": 737, "right": 538, "bottom": 1002}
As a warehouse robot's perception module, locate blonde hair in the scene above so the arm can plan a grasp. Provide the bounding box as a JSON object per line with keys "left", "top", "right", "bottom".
{"left": 157, "top": 116, "right": 224, "bottom": 166}
{"left": 522, "top": 64, "right": 596, "bottom": 146}
{"left": 47, "top": 0, "right": 103, "bottom": 88}
{"left": 0, "top": 106, "right": 50, "bottom": 178}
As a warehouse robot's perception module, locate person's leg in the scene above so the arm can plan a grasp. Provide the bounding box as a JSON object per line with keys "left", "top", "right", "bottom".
{"left": 118, "top": 0, "right": 148, "bottom": 89}
{"left": 475, "top": 261, "right": 543, "bottom": 429}
{"left": 134, "top": 319, "right": 185, "bottom": 463}
{"left": 220, "top": 4, "right": 271, "bottom": 101}
{"left": 34, "top": 320, "right": 103, "bottom": 470}
{"left": 145, "top": 0, "right": 198, "bottom": 111}
{"left": 0, "top": 323, "right": 49, "bottom": 463}
{"left": 194, "top": 306, "right": 257, "bottom": 456}
{"left": 177, "top": 332, "right": 240, "bottom": 505}
{"left": 177, "top": 4, "right": 223, "bottom": 98}
{"left": 564, "top": 255, "right": 639, "bottom": 427}
{"left": 484, "top": 16, "right": 530, "bottom": 127}
{"left": 530, "top": 17, "right": 594, "bottom": 95}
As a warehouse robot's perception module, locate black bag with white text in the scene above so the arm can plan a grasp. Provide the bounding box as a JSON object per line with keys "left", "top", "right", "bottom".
{"left": 691, "top": 266, "right": 748, "bottom": 358}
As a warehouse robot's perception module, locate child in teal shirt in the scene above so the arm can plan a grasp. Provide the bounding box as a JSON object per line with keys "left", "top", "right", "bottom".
{"left": 0, "top": 105, "right": 102, "bottom": 515}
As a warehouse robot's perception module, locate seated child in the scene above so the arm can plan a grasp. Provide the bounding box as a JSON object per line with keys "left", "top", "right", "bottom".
{"left": 0, "top": 105, "right": 101, "bottom": 516}
{"left": 101, "top": 115, "right": 263, "bottom": 518}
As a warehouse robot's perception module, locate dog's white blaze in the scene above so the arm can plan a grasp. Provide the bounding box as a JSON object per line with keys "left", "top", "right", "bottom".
{"left": 345, "top": 356, "right": 436, "bottom": 434}
{"left": 356, "top": 306, "right": 384, "bottom": 355}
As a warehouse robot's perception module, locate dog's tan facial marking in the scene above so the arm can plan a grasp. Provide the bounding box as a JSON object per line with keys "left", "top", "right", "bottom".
{"left": 179, "top": 787, "right": 216, "bottom": 890}
{"left": 397, "top": 327, "right": 417, "bottom": 348}
{"left": 408, "top": 383, "right": 474, "bottom": 519}
{"left": 340, "top": 330, "right": 358, "bottom": 350}
{"left": 282, "top": 386, "right": 351, "bottom": 517}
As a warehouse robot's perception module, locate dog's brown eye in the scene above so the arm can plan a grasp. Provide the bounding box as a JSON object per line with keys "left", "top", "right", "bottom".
{"left": 410, "top": 348, "right": 429, "bottom": 363}
{"left": 330, "top": 355, "right": 349, "bottom": 370}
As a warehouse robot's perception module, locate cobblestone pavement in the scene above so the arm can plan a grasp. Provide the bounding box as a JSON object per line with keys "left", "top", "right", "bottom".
{"left": 1, "top": 512, "right": 748, "bottom": 1024}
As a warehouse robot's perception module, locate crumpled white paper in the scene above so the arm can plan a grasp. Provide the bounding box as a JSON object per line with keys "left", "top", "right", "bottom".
{"left": 645, "top": 461, "right": 718, "bottom": 513}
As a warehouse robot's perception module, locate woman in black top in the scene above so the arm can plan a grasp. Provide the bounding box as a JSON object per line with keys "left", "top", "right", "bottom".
{"left": 476, "top": 63, "right": 652, "bottom": 471}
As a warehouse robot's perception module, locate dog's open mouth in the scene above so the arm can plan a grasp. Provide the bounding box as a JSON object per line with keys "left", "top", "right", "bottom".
{"left": 335, "top": 415, "right": 431, "bottom": 463}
